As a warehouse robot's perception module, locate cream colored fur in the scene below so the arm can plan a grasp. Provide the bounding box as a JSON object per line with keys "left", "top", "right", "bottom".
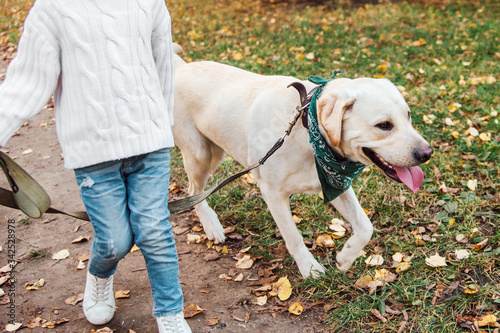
{"left": 172, "top": 46, "right": 430, "bottom": 278}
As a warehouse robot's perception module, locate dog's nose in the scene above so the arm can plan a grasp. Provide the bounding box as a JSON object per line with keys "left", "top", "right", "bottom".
{"left": 413, "top": 145, "right": 433, "bottom": 163}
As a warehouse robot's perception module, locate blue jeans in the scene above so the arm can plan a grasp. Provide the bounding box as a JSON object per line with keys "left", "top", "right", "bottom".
{"left": 74, "top": 148, "right": 183, "bottom": 317}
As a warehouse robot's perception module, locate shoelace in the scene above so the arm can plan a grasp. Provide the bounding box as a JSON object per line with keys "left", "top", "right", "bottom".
{"left": 159, "top": 315, "right": 185, "bottom": 333}
{"left": 91, "top": 276, "right": 112, "bottom": 303}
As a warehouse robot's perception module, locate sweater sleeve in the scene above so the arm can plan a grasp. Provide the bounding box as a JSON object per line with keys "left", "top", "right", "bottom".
{"left": 151, "top": 1, "right": 175, "bottom": 127}
{"left": 0, "top": 7, "right": 61, "bottom": 147}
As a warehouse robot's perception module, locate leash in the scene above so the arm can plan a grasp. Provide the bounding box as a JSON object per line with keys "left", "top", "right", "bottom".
{"left": 0, "top": 151, "right": 90, "bottom": 221}
{"left": 0, "top": 81, "right": 313, "bottom": 218}
{"left": 169, "top": 84, "right": 311, "bottom": 212}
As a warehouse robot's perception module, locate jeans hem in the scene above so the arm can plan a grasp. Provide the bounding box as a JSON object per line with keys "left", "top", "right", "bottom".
{"left": 153, "top": 308, "right": 184, "bottom": 318}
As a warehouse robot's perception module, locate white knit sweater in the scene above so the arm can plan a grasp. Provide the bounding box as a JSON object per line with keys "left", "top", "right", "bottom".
{"left": 0, "top": 0, "right": 175, "bottom": 169}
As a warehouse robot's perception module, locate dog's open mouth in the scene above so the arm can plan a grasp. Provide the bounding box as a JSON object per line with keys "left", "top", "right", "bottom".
{"left": 362, "top": 148, "right": 424, "bottom": 193}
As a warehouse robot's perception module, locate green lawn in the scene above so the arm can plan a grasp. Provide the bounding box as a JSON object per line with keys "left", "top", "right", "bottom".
{"left": 2, "top": 0, "right": 498, "bottom": 331}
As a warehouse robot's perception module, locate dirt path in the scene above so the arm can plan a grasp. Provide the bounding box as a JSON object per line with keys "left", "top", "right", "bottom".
{"left": 0, "top": 63, "right": 327, "bottom": 332}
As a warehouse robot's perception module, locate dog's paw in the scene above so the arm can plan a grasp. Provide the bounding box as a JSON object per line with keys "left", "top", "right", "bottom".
{"left": 297, "top": 255, "right": 325, "bottom": 279}
{"left": 335, "top": 253, "right": 354, "bottom": 273}
{"left": 204, "top": 223, "right": 226, "bottom": 243}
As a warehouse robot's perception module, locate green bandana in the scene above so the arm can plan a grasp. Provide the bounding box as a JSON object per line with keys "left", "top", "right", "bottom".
{"left": 308, "top": 71, "right": 365, "bottom": 203}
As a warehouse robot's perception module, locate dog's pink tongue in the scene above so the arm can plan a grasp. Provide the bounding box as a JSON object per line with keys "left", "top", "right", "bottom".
{"left": 394, "top": 166, "right": 424, "bottom": 193}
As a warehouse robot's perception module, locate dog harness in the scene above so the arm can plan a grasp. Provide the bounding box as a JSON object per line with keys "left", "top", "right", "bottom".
{"left": 306, "top": 72, "right": 366, "bottom": 203}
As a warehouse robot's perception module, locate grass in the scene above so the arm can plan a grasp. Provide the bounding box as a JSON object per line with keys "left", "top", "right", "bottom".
{"left": 1, "top": 0, "right": 498, "bottom": 332}
{"left": 24, "top": 248, "right": 48, "bottom": 261}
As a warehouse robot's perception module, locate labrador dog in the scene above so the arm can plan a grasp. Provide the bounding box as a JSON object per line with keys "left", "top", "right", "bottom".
{"left": 172, "top": 45, "right": 432, "bottom": 278}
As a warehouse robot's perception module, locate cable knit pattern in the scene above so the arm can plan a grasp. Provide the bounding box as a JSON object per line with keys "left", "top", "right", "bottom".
{"left": 0, "top": 0, "right": 175, "bottom": 169}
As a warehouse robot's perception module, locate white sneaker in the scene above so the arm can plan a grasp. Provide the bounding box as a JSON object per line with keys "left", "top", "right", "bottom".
{"left": 157, "top": 312, "right": 192, "bottom": 333}
{"left": 83, "top": 271, "right": 115, "bottom": 325}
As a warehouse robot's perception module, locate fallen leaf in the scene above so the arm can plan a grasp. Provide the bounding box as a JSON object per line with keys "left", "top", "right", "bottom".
{"left": 467, "top": 179, "right": 478, "bottom": 191}
{"left": 25, "top": 279, "right": 45, "bottom": 291}
{"left": 78, "top": 253, "right": 90, "bottom": 262}
{"left": 374, "top": 269, "right": 397, "bottom": 283}
{"left": 0, "top": 262, "right": 15, "bottom": 273}
{"left": 477, "top": 314, "right": 497, "bottom": 327}
{"left": 184, "top": 304, "right": 204, "bottom": 318}
{"left": 365, "top": 254, "right": 384, "bottom": 267}
{"left": 130, "top": 244, "right": 141, "bottom": 253}
{"left": 269, "top": 276, "right": 292, "bottom": 301}
{"left": 371, "top": 309, "right": 388, "bottom": 322}
{"left": 22, "top": 148, "right": 33, "bottom": 155}
{"left": 186, "top": 234, "right": 203, "bottom": 244}
{"left": 204, "top": 252, "right": 219, "bottom": 262}
{"left": 464, "top": 284, "right": 479, "bottom": 294}
{"left": 234, "top": 273, "right": 244, "bottom": 282}
{"left": 396, "top": 262, "right": 412, "bottom": 273}
{"left": 76, "top": 260, "right": 86, "bottom": 270}
{"left": 115, "top": 290, "right": 131, "bottom": 299}
{"left": 454, "top": 249, "right": 471, "bottom": 260}
{"left": 65, "top": 293, "right": 84, "bottom": 305}
{"left": 288, "top": 302, "right": 303, "bottom": 315}
{"left": 71, "top": 236, "right": 90, "bottom": 244}
{"left": 5, "top": 323, "right": 22, "bottom": 332}
{"left": 316, "top": 234, "right": 335, "bottom": 248}
{"left": 252, "top": 295, "right": 267, "bottom": 306}
{"left": 368, "top": 280, "right": 384, "bottom": 295}
{"left": 292, "top": 215, "right": 302, "bottom": 224}
{"left": 425, "top": 253, "right": 447, "bottom": 267}
{"left": 235, "top": 255, "right": 254, "bottom": 269}
{"left": 205, "top": 317, "right": 219, "bottom": 326}
{"left": 355, "top": 275, "right": 373, "bottom": 289}
{"left": 52, "top": 249, "right": 70, "bottom": 260}
{"left": 474, "top": 239, "right": 488, "bottom": 251}
{"left": 94, "top": 328, "right": 113, "bottom": 333}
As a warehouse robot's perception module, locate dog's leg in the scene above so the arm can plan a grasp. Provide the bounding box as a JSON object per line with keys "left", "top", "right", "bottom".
{"left": 331, "top": 187, "right": 373, "bottom": 272}
{"left": 181, "top": 147, "right": 226, "bottom": 243}
{"left": 260, "top": 185, "right": 325, "bottom": 278}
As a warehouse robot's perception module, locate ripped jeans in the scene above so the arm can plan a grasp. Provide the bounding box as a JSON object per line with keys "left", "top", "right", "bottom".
{"left": 74, "top": 148, "right": 183, "bottom": 317}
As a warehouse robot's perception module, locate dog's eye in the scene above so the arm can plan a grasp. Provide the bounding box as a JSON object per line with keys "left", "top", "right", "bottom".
{"left": 376, "top": 121, "right": 394, "bottom": 131}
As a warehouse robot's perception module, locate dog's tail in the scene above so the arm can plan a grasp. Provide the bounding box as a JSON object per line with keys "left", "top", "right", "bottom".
{"left": 172, "top": 43, "right": 186, "bottom": 67}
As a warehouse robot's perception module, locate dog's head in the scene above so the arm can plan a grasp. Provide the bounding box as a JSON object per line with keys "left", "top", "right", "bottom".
{"left": 316, "top": 78, "right": 433, "bottom": 193}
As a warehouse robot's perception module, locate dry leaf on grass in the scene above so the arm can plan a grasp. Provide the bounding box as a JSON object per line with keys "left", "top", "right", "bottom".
{"left": 454, "top": 249, "right": 471, "bottom": 260}
{"left": 477, "top": 314, "right": 497, "bottom": 327}
{"left": 425, "top": 253, "right": 447, "bottom": 267}
{"left": 269, "top": 276, "right": 292, "bottom": 301}
{"left": 184, "top": 304, "right": 204, "bottom": 318}
{"left": 365, "top": 254, "right": 384, "bottom": 266}
{"left": 316, "top": 234, "right": 335, "bottom": 248}
{"left": 289, "top": 302, "right": 303, "bottom": 315}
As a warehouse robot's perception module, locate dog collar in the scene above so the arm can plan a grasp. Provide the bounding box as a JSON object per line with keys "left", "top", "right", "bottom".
{"left": 307, "top": 71, "right": 366, "bottom": 203}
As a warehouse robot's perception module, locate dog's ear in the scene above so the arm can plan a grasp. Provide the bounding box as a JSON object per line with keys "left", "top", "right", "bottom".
{"left": 317, "top": 93, "right": 356, "bottom": 147}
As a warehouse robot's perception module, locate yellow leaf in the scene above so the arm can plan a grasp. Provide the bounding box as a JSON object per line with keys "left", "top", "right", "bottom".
{"left": 477, "top": 314, "right": 497, "bottom": 327}
{"left": 25, "top": 279, "right": 45, "bottom": 291}
{"left": 474, "top": 238, "right": 488, "bottom": 252}
{"left": 464, "top": 284, "right": 479, "bottom": 294}
{"left": 451, "top": 131, "right": 460, "bottom": 138}
{"left": 269, "top": 276, "right": 292, "bottom": 301}
{"left": 115, "top": 290, "right": 131, "bottom": 299}
{"left": 232, "top": 52, "right": 243, "bottom": 60}
{"left": 374, "top": 269, "right": 397, "bottom": 283}
{"left": 425, "top": 253, "right": 447, "bottom": 267}
{"left": 183, "top": 304, "right": 204, "bottom": 318}
{"left": 396, "top": 262, "right": 411, "bottom": 273}
{"left": 479, "top": 133, "right": 491, "bottom": 142}
{"left": 296, "top": 53, "right": 305, "bottom": 60}
{"left": 355, "top": 275, "right": 373, "bottom": 288}
{"left": 292, "top": 215, "right": 302, "bottom": 224}
{"left": 130, "top": 244, "right": 140, "bottom": 253}
{"left": 288, "top": 302, "right": 303, "bottom": 315}
{"left": 316, "top": 234, "right": 335, "bottom": 247}
{"left": 412, "top": 38, "right": 427, "bottom": 47}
